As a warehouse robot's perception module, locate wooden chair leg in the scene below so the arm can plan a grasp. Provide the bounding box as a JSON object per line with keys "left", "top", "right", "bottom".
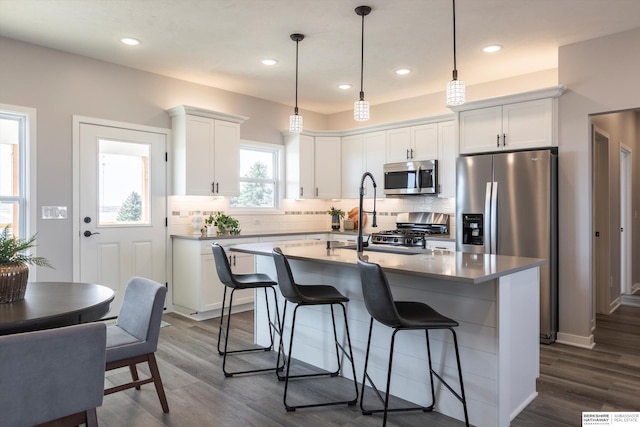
{"left": 147, "top": 353, "right": 170, "bottom": 413}
{"left": 86, "top": 408, "right": 98, "bottom": 427}
{"left": 129, "top": 364, "right": 141, "bottom": 390}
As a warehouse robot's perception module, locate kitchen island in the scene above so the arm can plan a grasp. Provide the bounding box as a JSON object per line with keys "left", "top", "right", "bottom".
{"left": 229, "top": 240, "right": 544, "bottom": 427}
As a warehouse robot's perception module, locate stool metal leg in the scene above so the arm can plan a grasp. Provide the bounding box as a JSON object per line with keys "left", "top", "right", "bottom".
{"left": 426, "top": 328, "right": 470, "bottom": 427}
{"left": 218, "top": 286, "right": 284, "bottom": 377}
{"left": 279, "top": 302, "right": 358, "bottom": 411}
{"left": 360, "top": 319, "right": 437, "bottom": 426}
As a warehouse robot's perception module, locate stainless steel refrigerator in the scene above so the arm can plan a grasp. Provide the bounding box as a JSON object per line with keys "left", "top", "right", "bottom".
{"left": 456, "top": 148, "right": 558, "bottom": 343}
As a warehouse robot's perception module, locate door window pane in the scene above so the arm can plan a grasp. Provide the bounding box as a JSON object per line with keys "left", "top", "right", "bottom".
{"left": 98, "top": 139, "right": 150, "bottom": 226}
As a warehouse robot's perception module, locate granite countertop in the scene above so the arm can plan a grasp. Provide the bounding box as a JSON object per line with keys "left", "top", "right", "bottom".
{"left": 228, "top": 239, "right": 544, "bottom": 285}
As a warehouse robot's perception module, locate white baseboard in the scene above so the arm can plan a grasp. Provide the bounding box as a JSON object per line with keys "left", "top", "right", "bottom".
{"left": 621, "top": 294, "right": 640, "bottom": 307}
{"left": 556, "top": 331, "right": 595, "bottom": 349}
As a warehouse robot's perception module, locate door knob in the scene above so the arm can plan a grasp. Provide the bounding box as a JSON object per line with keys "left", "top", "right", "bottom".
{"left": 84, "top": 230, "right": 101, "bottom": 237}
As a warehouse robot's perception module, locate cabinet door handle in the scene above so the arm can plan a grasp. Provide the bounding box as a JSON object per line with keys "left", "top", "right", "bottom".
{"left": 216, "top": 182, "right": 219, "bottom": 193}
{"left": 300, "top": 187, "right": 303, "bottom": 197}
{"left": 406, "top": 149, "right": 410, "bottom": 159}
{"left": 496, "top": 134, "right": 500, "bottom": 147}
{"left": 315, "top": 187, "right": 318, "bottom": 197}
{"left": 211, "top": 182, "right": 215, "bottom": 193}
{"left": 503, "top": 133, "right": 506, "bottom": 147}
{"left": 410, "top": 148, "right": 414, "bottom": 159}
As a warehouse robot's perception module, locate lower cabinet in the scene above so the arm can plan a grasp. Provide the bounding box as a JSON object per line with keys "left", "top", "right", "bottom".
{"left": 172, "top": 237, "right": 257, "bottom": 320}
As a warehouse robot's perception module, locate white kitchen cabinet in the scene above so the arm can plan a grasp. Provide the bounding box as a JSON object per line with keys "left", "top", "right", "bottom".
{"left": 172, "top": 237, "right": 257, "bottom": 320}
{"left": 168, "top": 105, "right": 247, "bottom": 196}
{"left": 285, "top": 134, "right": 341, "bottom": 199}
{"left": 315, "top": 136, "right": 342, "bottom": 199}
{"left": 340, "top": 131, "right": 385, "bottom": 199}
{"left": 437, "top": 120, "right": 456, "bottom": 198}
{"left": 363, "top": 131, "right": 386, "bottom": 198}
{"left": 459, "top": 98, "right": 553, "bottom": 154}
{"left": 386, "top": 123, "right": 438, "bottom": 162}
{"left": 341, "top": 134, "right": 364, "bottom": 199}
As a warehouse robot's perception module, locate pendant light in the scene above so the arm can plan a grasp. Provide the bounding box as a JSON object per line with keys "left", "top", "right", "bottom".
{"left": 354, "top": 5, "right": 371, "bottom": 122}
{"left": 446, "top": 0, "right": 465, "bottom": 106}
{"left": 289, "top": 33, "right": 304, "bottom": 133}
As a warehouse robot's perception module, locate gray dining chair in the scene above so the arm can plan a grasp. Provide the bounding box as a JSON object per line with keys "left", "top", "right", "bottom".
{"left": 0, "top": 322, "right": 107, "bottom": 427}
{"left": 104, "top": 276, "right": 169, "bottom": 413}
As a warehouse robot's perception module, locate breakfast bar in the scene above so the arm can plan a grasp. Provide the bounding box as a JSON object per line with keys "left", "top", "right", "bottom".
{"left": 230, "top": 239, "right": 545, "bottom": 427}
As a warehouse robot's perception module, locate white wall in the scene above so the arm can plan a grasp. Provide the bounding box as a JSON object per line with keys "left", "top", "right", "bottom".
{"left": 557, "top": 27, "right": 640, "bottom": 347}
{"left": 0, "top": 36, "right": 327, "bottom": 280}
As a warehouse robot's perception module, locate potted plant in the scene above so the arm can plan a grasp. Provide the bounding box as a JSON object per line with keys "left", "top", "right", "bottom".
{"left": 326, "top": 206, "right": 345, "bottom": 230}
{"left": 212, "top": 211, "right": 241, "bottom": 235}
{"left": 204, "top": 214, "right": 216, "bottom": 236}
{"left": 0, "top": 226, "right": 53, "bottom": 303}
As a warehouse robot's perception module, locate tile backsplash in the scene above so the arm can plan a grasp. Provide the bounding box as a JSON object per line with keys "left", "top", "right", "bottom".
{"left": 169, "top": 195, "right": 455, "bottom": 236}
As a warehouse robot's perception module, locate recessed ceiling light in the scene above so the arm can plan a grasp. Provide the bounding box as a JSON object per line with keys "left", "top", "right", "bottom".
{"left": 120, "top": 37, "right": 140, "bottom": 46}
{"left": 395, "top": 68, "right": 411, "bottom": 75}
{"left": 261, "top": 59, "right": 278, "bottom": 66}
{"left": 482, "top": 44, "right": 502, "bottom": 53}
{"left": 338, "top": 84, "right": 352, "bottom": 90}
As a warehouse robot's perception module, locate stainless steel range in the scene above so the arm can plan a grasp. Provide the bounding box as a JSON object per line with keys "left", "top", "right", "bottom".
{"left": 371, "top": 212, "right": 450, "bottom": 248}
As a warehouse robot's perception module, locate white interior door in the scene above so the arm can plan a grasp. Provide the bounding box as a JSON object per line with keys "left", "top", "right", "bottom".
{"left": 77, "top": 121, "right": 167, "bottom": 317}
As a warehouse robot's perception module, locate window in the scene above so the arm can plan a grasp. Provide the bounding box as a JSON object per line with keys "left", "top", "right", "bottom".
{"left": 230, "top": 142, "right": 282, "bottom": 210}
{"left": 0, "top": 109, "right": 30, "bottom": 239}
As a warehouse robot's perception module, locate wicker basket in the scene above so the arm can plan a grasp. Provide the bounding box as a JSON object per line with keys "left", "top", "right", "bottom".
{"left": 0, "top": 262, "right": 29, "bottom": 303}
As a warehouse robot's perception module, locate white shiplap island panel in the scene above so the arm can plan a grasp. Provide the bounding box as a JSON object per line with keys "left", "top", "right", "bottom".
{"left": 229, "top": 240, "right": 544, "bottom": 427}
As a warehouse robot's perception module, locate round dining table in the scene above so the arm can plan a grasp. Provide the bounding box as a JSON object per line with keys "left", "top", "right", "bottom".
{"left": 0, "top": 281, "right": 115, "bottom": 335}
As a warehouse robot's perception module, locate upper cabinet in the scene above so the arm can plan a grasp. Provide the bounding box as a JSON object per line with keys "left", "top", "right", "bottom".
{"left": 386, "top": 123, "right": 438, "bottom": 162}
{"left": 285, "top": 134, "right": 341, "bottom": 199}
{"left": 437, "top": 121, "right": 456, "bottom": 198}
{"left": 454, "top": 86, "right": 565, "bottom": 155}
{"left": 341, "top": 131, "right": 385, "bottom": 199}
{"left": 168, "top": 106, "right": 248, "bottom": 196}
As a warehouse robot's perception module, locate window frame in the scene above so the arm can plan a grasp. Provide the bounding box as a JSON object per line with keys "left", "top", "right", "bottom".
{"left": 230, "top": 140, "right": 284, "bottom": 213}
{"left": 0, "top": 103, "right": 38, "bottom": 274}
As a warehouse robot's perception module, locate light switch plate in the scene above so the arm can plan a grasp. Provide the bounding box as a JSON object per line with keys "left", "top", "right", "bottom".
{"left": 42, "top": 206, "right": 68, "bottom": 219}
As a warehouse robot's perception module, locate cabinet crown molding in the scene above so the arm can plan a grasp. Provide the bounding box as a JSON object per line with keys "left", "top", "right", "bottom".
{"left": 167, "top": 105, "right": 249, "bottom": 124}
{"left": 448, "top": 85, "right": 566, "bottom": 112}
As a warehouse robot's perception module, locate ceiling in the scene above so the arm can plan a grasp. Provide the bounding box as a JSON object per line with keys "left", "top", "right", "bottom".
{"left": 1, "top": 0, "right": 640, "bottom": 114}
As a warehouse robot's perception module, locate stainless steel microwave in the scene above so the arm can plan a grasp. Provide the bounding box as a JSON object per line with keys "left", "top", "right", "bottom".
{"left": 383, "top": 160, "right": 438, "bottom": 195}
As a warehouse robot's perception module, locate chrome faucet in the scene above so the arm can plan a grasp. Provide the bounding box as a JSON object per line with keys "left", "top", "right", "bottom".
{"left": 357, "top": 172, "right": 378, "bottom": 253}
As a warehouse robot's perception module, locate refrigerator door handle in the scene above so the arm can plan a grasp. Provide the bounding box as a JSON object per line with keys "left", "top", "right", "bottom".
{"left": 490, "top": 182, "right": 498, "bottom": 253}
{"left": 484, "top": 182, "right": 493, "bottom": 253}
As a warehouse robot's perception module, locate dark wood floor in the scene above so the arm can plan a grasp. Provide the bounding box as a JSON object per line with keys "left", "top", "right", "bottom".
{"left": 100, "top": 305, "right": 640, "bottom": 426}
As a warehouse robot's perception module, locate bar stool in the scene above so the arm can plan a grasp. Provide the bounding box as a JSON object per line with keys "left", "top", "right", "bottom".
{"left": 356, "top": 257, "right": 469, "bottom": 427}
{"left": 271, "top": 247, "right": 359, "bottom": 411}
{"left": 212, "top": 243, "right": 283, "bottom": 377}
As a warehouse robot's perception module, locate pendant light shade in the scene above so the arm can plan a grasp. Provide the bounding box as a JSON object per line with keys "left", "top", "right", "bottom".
{"left": 289, "top": 33, "right": 304, "bottom": 133}
{"left": 354, "top": 5, "right": 371, "bottom": 122}
{"left": 446, "top": 0, "right": 465, "bottom": 106}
